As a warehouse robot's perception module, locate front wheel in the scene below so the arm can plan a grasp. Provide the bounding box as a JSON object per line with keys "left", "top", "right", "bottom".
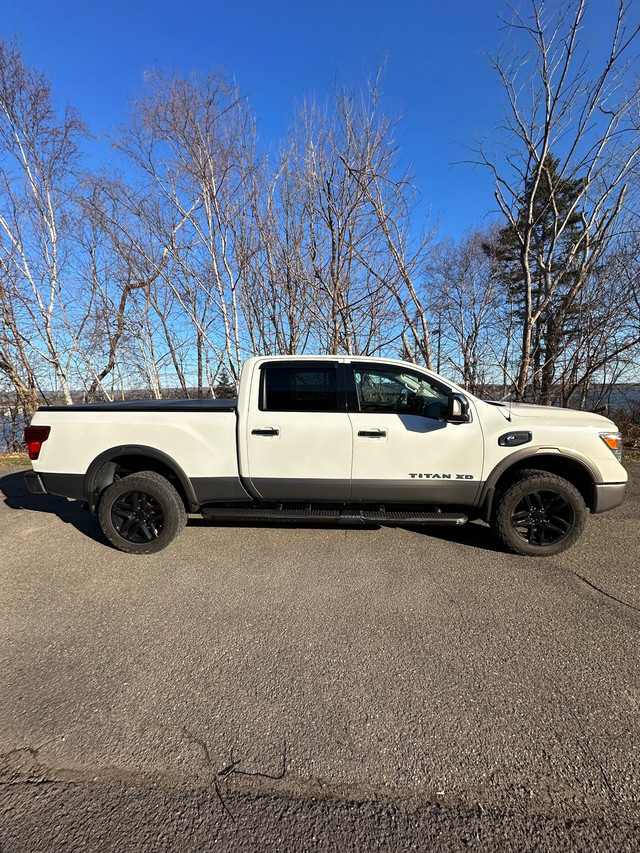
{"left": 493, "top": 470, "right": 588, "bottom": 557}
{"left": 98, "top": 471, "right": 187, "bottom": 554}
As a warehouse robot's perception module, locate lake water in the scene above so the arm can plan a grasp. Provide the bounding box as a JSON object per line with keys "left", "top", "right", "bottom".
{"left": 0, "top": 413, "right": 26, "bottom": 453}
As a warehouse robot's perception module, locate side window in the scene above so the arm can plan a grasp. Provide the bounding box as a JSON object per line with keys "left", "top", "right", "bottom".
{"left": 262, "top": 366, "right": 339, "bottom": 412}
{"left": 357, "top": 371, "right": 405, "bottom": 408}
{"left": 353, "top": 366, "right": 449, "bottom": 419}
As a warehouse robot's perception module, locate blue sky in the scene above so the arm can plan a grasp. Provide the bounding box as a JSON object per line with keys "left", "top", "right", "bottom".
{"left": 1, "top": 0, "right": 621, "bottom": 238}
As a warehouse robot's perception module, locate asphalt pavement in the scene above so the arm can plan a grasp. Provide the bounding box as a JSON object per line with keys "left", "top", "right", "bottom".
{"left": 0, "top": 463, "right": 639, "bottom": 851}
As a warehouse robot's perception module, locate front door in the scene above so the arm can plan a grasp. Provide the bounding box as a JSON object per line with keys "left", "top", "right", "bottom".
{"left": 347, "top": 363, "right": 484, "bottom": 505}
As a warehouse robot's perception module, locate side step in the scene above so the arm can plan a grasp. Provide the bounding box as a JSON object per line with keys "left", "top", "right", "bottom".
{"left": 200, "top": 506, "right": 468, "bottom": 526}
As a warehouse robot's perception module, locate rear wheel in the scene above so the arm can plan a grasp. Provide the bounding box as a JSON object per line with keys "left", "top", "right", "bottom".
{"left": 98, "top": 471, "right": 187, "bottom": 554}
{"left": 493, "top": 470, "right": 588, "bottom": 557}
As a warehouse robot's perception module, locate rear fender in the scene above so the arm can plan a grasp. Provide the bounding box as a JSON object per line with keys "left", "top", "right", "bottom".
{"left": 84, "top": 445, "right": 199, "bottom": 513}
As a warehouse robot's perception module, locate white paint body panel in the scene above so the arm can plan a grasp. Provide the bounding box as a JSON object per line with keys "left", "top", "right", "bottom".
{"left": 29, "top": 355, "right": 628, "bottom": 506}
{"left": 31, "top": 410, "right": 240, "bottom": 479}
{"left": 476, "top": 399, "right": 626, "bottom": 485}
{"left": 348, "top": 408, "right": 484, "bottom": 500}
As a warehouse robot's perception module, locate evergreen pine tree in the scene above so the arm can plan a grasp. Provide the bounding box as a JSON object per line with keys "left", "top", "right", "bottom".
{"left": 485, "top": 154, "right": 587, "bottom": 402}
{"left": 215, "top": 370, "right": 237, "bottom": 399}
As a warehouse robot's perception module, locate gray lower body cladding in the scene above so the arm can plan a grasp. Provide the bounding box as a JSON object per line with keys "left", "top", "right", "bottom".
{"left": 249, "top": 478, "right": 481, "bottom": 505}
{"left": 26, "top": 472, "right": 483, "bottom": 513}
{"left": 25, "top": 473, "right": 627, "bottom": 516}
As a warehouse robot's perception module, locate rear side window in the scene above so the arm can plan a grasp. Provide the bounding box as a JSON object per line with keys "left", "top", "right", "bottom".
{"left": 261, "top": 366, "right": 339, "bottom": 412}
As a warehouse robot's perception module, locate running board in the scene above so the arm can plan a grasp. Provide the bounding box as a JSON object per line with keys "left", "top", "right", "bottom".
{"left": 200, "top": 506, "right": 468, "bottom": 526}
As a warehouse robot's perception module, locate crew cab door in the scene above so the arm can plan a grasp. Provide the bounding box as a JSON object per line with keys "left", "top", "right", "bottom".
{"left": 242, "top": 361, "right": 352, "bottom": 501}
{"left": 346, "top": 362, "right": 484, "bottom": 505}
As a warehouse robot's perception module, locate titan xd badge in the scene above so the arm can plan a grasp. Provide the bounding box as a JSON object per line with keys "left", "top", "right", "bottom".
{"left": 409, "top": 473, "right": 474, "bottom": 479}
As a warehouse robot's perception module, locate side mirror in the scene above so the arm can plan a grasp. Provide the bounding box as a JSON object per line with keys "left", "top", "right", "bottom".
{"left": 445, "top": 393, "right": 471, "bottom": 423}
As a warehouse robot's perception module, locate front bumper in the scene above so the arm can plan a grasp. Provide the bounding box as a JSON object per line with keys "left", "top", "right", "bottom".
{"left": 24, "top": 471, "right": 47, "bottom": 495}
{"left": 592, "top": 482, "right": 627, "bottom": 514}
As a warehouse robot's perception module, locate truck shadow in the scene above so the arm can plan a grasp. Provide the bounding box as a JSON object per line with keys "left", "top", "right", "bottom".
{"left": 0, "top": 468, "right": 107, "bottom": 544}
{"left": 2, "top": 468, "right": 507, "bottom": 555}
{"left": 190, "top": 517, "right": 508, "bottom": 554}
{"left": 400, "top": 521, "right": 508, "bottom": 554}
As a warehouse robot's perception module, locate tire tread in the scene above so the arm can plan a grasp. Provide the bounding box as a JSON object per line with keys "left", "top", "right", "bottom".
{"left": 98, "top": 470, "right": 187, "bottom": 554}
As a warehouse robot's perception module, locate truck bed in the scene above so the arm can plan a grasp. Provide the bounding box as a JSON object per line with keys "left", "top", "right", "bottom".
{"left": 39, "top": 398, "right": 238, "bottom": 412}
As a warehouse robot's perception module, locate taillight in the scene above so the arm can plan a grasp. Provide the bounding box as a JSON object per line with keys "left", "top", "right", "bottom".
{"left": 24, "top": 425, "right": 51, "bottom": 460}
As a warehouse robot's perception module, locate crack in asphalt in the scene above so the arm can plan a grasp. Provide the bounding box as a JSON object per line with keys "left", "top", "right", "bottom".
{"left": 178, "top": 727, "right": 288, "bottom": 824}
{"left": 572, "top": 573, "right": 640, "bottom": 614}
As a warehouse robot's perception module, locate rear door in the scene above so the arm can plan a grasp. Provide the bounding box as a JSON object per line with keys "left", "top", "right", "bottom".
{"left": 347, "top": 362, "right": 484, "bottom": 505}
{"left": 243, "top": 361, "right": 352, "bottom": 501}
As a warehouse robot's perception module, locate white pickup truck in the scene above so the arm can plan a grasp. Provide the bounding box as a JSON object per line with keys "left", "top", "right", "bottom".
{"left": 24, "top": 355, "right": 627, "bottom": 556}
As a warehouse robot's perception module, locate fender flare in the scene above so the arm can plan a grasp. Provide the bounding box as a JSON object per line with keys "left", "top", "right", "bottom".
{"left": 84, "top": 445, "right": 199, "bottom": 513}
{"left": 478, "top": 447, "right": 600, "bottom": 521}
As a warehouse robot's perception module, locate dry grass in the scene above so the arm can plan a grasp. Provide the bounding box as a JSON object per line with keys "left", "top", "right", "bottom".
{"left": 614, "top": 412, "right": 640, "bottom": 464}
{"left": 0, "top": 452, "right": 30, "bottom": 467}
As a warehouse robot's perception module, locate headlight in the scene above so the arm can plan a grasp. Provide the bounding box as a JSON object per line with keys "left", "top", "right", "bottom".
{"left": 600, "top": 432, "right": 623, "bottom": 462}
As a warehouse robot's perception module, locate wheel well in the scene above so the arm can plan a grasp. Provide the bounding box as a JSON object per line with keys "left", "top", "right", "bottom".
{"left": 90, "top": 453, "right": 194, "bottom": 513}
{"left": 490, "top": 455, "right": 596, "bottom": 513}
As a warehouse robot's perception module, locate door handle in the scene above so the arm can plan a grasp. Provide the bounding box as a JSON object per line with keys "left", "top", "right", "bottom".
{"left": 251, "top": 428, "right": 279, "bottom": 436}
{"left": 358, "top": 429, "right": 387, "bottom": 438}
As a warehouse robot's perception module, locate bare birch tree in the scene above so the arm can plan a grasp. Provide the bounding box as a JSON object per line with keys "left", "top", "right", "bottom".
{"left": 239, "top": 147, "right": 315, "bottom": 356}
{"left": 424, "top": 229, "right": 504, "bottom": 394}
{"left": 556, "top": 236, "right": 640, "bottom": 408}
{"left": 76, "top": 175, "right": 187, "bottom": 400}
{"left": 0, "top": 39, "right": 89, "bottom": 406}
{"left": 283, "top": 94, "right": 387, "bottom": 354}
{"left": 116, "top": 70, "right": 258, "bottom": 387}
{"left": 334, "top": 76, "right": 436, "bottom": 366}
{"left": 275, "top": 78, "right": 432, "bottom": 358}
{"left": 476, "top": 0, "right": 640, "bottom": 402}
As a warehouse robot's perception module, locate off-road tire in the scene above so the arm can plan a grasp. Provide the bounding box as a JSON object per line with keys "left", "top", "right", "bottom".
{"left": 493, "top": 469, "right": 588, "bottom": 557}
{"left": 98, "top": 470, "right": 187, "bottom": 554}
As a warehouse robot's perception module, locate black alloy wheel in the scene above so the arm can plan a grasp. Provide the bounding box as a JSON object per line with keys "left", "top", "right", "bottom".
{"left": 98, "top": 470, "right": 187, "bottom": 554}
{"left": 510, "top": 488, "right": 574, "bottom": 548}
{"left": 493, "top": 469, "right": 588, "bottom": 557}
{"left": 111, "top": 489, "right": 165, "bottom": 544}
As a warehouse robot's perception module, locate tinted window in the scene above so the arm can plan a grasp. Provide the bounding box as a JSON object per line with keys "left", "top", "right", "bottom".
{"left": 354, "top": 366, "right": 449, "bottom": 419}
{"left": 262, "top": 366, "right": 339, "bottom": 412}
